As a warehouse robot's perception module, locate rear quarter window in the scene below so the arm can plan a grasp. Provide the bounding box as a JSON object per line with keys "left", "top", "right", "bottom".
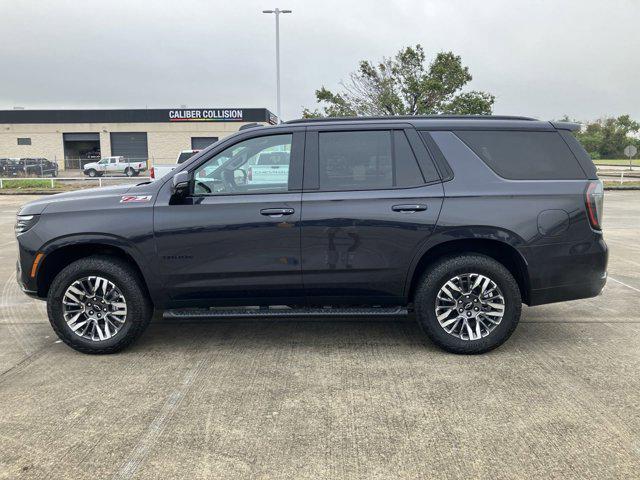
{"left": 455, "top": 130, "right": 586, "bottom": 180}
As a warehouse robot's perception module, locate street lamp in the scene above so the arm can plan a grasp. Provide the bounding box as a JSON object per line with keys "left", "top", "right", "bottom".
{"left": 262, "top": 8, "right": 292, "bottom": 123}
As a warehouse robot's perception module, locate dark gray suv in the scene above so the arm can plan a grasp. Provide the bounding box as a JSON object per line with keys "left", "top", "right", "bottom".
{"left": 15, "top": 116, "right": 607, "bottom": 354}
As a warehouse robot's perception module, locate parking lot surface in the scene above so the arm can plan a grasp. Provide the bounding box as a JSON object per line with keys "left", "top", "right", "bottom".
{"left": 0, "top": 192, "right": 638, "bottom": 479}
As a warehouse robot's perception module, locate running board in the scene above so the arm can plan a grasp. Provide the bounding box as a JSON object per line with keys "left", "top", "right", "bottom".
{"left": 164, "top": 306, "right": 408, "bottom": 319}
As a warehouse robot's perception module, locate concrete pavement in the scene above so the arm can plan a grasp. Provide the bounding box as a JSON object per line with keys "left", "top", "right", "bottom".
{"left": 0, "top": 192, "right": 638, "bottom": 479}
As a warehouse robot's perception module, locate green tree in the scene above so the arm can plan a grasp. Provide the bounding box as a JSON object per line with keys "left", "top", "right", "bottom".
{"left": 574, "top": 115, "right": 640, "bottom": 159}
{"left": 302, "top": 45, "right": 494, "bottom": 118}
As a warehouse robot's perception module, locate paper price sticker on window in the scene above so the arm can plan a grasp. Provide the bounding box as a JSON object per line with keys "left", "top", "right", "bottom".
{"left": 120, "top": 195, "right": 152, "bottom": 203}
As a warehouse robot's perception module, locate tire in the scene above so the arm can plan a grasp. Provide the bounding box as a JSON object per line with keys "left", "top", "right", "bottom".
{"left": 124, "top": 167, "right": 135, "bottom": 177}
{"left": 414, "top": 254, "right": 522, "bottom": 354}
{"left": 47, "top": 255, "right": 153, "bottom": 354}
{"left": 86, "top": 169, "right": 97, "bottom": 177}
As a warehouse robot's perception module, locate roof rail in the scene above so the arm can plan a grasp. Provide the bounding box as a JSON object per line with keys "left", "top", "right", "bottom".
{"left": 239, "top": 122, "right": 264, "bottom": 130}
{"left": 285, "top": 115, "right": 538, "bottom": 124}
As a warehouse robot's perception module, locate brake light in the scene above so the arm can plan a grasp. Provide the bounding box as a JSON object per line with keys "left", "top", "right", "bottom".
{"left": 150, "top": 167, "right": 155, "bottom": 179}
{"left": 585, "top": 180, "right": 604, "bottom": 230}
{"left": 247, "top": 167, "right": 252, "bottom": 181}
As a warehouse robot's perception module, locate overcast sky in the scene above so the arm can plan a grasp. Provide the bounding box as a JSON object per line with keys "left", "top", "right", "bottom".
{"left": 1, "top": 0, "right": 638, "bottom": 121}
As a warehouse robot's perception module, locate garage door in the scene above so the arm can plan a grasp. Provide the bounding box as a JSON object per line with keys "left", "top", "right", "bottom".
{"left": 110, "top": 132, "right": 148, "bottom": 161}
{"left": 191, "top": 137, "right": 219, "bottom": 150}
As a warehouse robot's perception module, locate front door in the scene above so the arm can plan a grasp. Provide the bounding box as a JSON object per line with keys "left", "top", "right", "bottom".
{"left": 153, "top": 130, "right": 305, "bottom": 306}
{"left": 300, "top": 127, "right": 444, "bottom": 305}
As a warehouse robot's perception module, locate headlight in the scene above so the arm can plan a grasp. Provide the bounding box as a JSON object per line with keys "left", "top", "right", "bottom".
{"left": 15, "top": 214, "right": 39, "bottom": 235}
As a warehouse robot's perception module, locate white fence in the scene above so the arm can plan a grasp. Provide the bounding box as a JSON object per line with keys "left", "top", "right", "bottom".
{"left": 0, "top": 176, "right": 151, "bottom": 189}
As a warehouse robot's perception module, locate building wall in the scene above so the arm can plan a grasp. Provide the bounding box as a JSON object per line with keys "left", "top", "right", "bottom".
{"left": 0, "top": 121, "right": 263, "bottom": 170}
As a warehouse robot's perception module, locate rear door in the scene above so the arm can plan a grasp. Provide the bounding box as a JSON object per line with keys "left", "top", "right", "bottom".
{"left": 300, "top": 125, "right": 444, "bottom": 305}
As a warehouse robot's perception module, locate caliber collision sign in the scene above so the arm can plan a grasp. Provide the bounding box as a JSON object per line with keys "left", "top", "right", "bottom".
{"left": 168, "top": 109, "right": 244, "bottom": 122}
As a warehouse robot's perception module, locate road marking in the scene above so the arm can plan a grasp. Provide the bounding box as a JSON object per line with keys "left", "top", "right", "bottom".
{"left": 0, "top": 240, "right": 15, "bottom": 248}
{"left": 113, "top": 357, "right": 208, "bottom": 480}
{"left": 609, "top": 276, "right": 640, "bottom": 293}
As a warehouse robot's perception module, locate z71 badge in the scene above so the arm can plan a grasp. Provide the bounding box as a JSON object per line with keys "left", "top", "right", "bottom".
{"left": 120, "top": 195, "right": 152, "bottom": 203}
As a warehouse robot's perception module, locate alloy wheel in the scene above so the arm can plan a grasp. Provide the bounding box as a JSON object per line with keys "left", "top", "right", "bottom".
{"left": 434, "top": 273, "right": 505, "bottom": 341}
{"left": 62, "top": 276, "right": 127, "bottom": 341}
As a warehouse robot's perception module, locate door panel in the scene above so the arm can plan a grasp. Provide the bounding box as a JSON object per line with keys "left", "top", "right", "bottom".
{"left": 154, "top": 192, "right": 302, "bottom": 304}
{"left": 300, "top": 185, "right": 443, "bottom": 304}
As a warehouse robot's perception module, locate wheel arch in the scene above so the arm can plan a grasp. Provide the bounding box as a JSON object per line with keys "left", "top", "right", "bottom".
{"left": 406, "top": 238, "right": 531, "bottom": 305}
{"left": 37, "top": 238, "right": 154, "bottom": 305}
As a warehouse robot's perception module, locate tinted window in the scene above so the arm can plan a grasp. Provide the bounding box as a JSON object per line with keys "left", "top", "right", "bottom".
{"left": 194, "top": 134, "right": 291, "bottom": 195}
{"left": 318, "top": 130, "right": 425, "bottom": 191}
{"left": 393, "top": 130, "right": 427, "bottom": 187}
{"left": 455, "top": 130, "right": 586, "bottom": 180}
{"left": 17, "top": 137, "right": 31, "bottom": 145}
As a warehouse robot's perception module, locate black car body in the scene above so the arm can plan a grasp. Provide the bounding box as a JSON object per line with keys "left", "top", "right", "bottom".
{"left": 4, "top": 158, "right": 59, "bottom": 177}
{"left": 16, "top": 116, "right": 607, "bottom": 354}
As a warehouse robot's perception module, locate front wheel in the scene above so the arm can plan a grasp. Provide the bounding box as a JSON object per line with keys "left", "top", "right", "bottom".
{"left": 414, "top": 254, "right": 522, "bottom": 354}
{"left": 47, "top": 255, "right": 152, "bottom": 354}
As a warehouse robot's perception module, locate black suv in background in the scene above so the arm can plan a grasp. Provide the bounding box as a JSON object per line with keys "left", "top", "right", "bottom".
{"left": 15, "top": 116, "right": 607, "bottom": 354}
{"left": 0, "top": 158, "right": 58, "bottom": 177}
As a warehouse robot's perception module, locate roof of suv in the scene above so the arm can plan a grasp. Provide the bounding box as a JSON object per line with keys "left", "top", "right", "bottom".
{"left": 281, "top": 115, "right": 578, "bottom": 131}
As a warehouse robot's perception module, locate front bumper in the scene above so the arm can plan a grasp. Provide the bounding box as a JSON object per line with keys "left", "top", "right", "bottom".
{"left": 16, "top": 259, "right": 41, "bottom": 299}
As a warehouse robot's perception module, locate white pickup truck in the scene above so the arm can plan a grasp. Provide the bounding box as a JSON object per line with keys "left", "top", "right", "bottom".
{"left": 150, "top": 150, "right": 201, "bottom": 180}
{"left": 83, "top": 156, "right": 147, "bottom": 177}
{"left": 247, "top": 152, "right": 289, "bottom": 184}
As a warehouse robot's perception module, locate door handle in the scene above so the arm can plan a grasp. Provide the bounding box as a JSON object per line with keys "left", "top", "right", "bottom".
{"left": 391, "top": 204, "right": 428, "bottom": 213}
{"left": 260, "top": 208, "right": 295, "bottom": 217}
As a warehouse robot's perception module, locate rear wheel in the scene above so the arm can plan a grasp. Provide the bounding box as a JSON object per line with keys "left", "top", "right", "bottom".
{"left": 47, "top": 255, "right": 152, "bottom": 354}
{"left": 414, "top": 254, "right": 521, "bottom": 354}
{"left": 124, "top": 167, "right": 135, "bottom": 177}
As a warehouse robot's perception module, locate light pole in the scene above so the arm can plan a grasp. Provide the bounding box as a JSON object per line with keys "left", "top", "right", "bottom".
{"left": 262, "top": 8, "right": 292, "bottom": 123}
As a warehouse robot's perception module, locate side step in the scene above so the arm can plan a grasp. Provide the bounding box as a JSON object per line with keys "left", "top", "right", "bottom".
{"left": 164, "top": 306, "right": 409, "bottom": 319}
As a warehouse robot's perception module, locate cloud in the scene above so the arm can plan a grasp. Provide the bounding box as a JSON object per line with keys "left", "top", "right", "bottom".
{"left": 0, "top": 0, "right": 637, "bottom": 121}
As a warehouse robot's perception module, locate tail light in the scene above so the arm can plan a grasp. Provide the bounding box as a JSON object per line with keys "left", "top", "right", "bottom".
{"left": 585, "top": 180, "right": 604, "bottom": 230}
{"left": 150, "top": 167, "right": 155, "bottom": 180}
{"left": 247, "top": 167, "right": 252, "bottom": 181}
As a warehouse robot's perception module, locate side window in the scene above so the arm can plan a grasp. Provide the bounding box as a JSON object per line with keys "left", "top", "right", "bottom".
{"left": 393, "top": 130, "right": 428, "bottom": 187}
{"left": 455, "top": 130, "right": 586, "bottom": 180}
{"left": 193, "top": 134, "right": 292, "bottom": 195}
{"left": 317, "top": 130, "right": 426, "bottom": 191}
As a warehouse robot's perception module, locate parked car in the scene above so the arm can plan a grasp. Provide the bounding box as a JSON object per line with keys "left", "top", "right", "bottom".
{"left": 0, "top": 158, "right": 21, "bottom": 176}
{"left": 16, "top": 116, "right": 607, "bottom": 355}
{"left": 83, "top": 156, "right": 147, "bottom": 177}
{"left": 20, "top": 158, "right": 58, "bottom": 177}
{"left": 150, "top": 149, "right": 201, "bottom": 180}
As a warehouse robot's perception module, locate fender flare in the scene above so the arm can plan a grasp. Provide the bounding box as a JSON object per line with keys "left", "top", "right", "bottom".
{"left": 38, "top": 233, "right": 164, "bottom": 306}
{"left": 402, "top": 227, "right": 531, "bottom": 301}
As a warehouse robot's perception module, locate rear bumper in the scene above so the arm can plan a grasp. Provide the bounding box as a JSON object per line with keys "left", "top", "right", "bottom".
{"left": 528, "top": 271, "right": 607, "bottom": 306}
{"left": 524, "top": 235, "right": 608, "bottom": 306}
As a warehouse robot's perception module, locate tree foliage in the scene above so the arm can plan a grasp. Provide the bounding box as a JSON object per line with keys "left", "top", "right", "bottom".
{"left": 303, "top": 45, "right": 494, "bottom": 118}
{"left": 566, "top": 115, "right": 640, "bottom": 159}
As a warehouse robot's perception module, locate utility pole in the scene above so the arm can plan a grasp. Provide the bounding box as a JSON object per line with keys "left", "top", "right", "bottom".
{"left": 262, "top": 8, "right": 292, "bottom": 123}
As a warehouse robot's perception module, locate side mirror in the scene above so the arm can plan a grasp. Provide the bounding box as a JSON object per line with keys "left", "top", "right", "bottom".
{"left": 171, "top": 170, "right": 190, "bottom": 196}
